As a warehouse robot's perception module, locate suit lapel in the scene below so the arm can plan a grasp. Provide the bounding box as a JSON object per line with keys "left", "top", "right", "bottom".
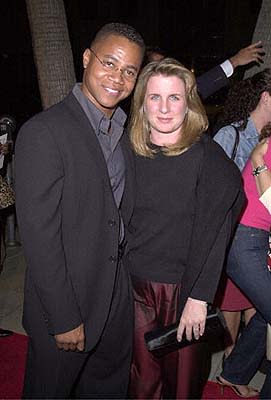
{"left": 65, "top": 93, "right": 112, "bottom": 187}
{"left": 64, "top": 93, "right": 135, "bottom": 215}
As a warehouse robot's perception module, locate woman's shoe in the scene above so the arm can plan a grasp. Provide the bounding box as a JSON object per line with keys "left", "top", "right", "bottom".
{"left": 216, "top": 376, "right": 259, "bottom": 398}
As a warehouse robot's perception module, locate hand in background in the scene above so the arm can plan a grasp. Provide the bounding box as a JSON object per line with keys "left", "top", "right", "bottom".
{"left": 251, "top": 138, "right": 269, "bottom": 168}
{"left": 230, "top": 41, "right": 265, "bottom": 69}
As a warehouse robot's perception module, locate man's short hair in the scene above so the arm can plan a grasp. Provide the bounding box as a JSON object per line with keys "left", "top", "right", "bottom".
{"left": 92, "top": 22, "right": 145, "bottom": 51}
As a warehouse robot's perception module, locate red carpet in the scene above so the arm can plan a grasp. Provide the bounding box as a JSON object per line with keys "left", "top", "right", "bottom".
{"left": 202, "top": 380, "right": 259, "bottom": 399}
{"left": 0, "top": 332, "right": 28, "bottom": 399}
{"left": 0, "top": 332, "right": 259, "bottom": 399}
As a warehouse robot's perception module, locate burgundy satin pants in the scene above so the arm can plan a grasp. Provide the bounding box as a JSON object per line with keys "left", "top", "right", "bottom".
{"left": 129, "top": 275, "right": 207, "bottom": 399}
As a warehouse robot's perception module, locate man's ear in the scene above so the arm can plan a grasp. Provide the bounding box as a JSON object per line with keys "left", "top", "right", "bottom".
{"left": 83, "top": 49, "right": 91, "bottom": 69}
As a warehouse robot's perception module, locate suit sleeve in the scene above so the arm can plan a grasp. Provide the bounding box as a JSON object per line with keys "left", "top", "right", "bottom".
{"left": 15, "top": 118, "right": 82, "bottom": 335}
{"left": 196, "top": 65, "right": 229, "bottom": 100}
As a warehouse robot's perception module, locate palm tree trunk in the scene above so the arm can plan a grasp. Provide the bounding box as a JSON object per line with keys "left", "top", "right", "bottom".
{"left": 245, "top": 0, "right": 271, "bottom": 77}
{"left": 26, "top": 0, "right": 76, "bottom": 109}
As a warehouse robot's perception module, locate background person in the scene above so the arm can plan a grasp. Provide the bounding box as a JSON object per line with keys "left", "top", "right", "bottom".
{"left": 213, "top": 68, "right": 271, "bottom": 360}
{"left": 122, "top": 57, "right": 245, "bottom": 399}
{"left": 0, "top": 140, "right": 14, "bottom": 275}
{"left": 217, "top": 123, "right": 271, "bottom": 399}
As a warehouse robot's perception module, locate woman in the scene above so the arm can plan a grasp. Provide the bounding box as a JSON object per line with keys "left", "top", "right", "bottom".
{"left": 0, "top": 140, "right": 14, "bottom": 274}
{"left": 213, "top": 68, "right": 271, "bottom": 359}
{"left": 217, "top": 123, "right": 271, "bottom": 399}
{"left": 123, "top": 58, "right": 244, "bottom": 399}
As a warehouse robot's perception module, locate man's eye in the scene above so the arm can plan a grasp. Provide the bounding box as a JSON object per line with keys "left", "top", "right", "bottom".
{"left": 103, "top": 60, "right": 115, "bottom": 69}
{"left": 125, "top": 69, "right": 136, "bottom": 77}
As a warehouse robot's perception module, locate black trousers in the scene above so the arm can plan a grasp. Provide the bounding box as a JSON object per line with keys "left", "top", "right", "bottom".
{"left": 23, "top": 259, "right": 133, "bottom": 399}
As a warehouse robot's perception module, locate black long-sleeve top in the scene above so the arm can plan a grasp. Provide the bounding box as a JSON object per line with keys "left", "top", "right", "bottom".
{"left": 124, "top": 134, "right": 245, "bottom": 308}
{"left": 128, "top": 142, "right": 201, "bottom": 284}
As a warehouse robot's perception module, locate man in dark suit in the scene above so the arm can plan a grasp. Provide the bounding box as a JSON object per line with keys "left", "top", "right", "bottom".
{"left": 145, "top": 42, "right": 265, "bottom": 99}
{"left": 15, "top": 22, "right": 145, "bottom": 399}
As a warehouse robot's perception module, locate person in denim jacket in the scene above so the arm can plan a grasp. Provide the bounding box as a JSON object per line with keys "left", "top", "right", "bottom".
{"left": 214, "top": 117, "right": 258, "bottom": 171}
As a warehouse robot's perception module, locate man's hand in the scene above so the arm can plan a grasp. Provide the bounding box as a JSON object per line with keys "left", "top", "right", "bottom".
{"left": 177, "top": 298, "right": 207, "bottom": 342}
{"left": 54, "top": 323, "right": 85, "bottom": 352}
{"left": 0, "top": 143, "right": 10, "bottom": 155}
{"left": 230, "top": 41, "right": 265, "bottom": 69}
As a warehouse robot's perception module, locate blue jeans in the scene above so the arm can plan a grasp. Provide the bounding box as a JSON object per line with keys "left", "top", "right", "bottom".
{"left": 221, "top": 224, "right": 271, "bottom": 397}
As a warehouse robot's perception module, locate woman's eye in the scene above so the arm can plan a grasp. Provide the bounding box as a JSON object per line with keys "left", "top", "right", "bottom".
{"left": 150, "top": 95, "right": 160, "bottom": 100}
{"left": 170, "top": 95, "right": 180, "bottom": 101}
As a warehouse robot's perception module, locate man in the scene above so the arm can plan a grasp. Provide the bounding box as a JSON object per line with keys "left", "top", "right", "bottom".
{"left": 145, "top": 42, "right": 265, "bottom": 99}
{"left": 15, "top": 22, "right": 144, "bottom": 399}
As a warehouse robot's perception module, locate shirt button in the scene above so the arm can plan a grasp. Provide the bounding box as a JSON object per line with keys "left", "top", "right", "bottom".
{"left": 109, "top": 255, "right": 117, "bottom": 263}
{"left": 108, "top": 219, "right": 116, "bottom": 227}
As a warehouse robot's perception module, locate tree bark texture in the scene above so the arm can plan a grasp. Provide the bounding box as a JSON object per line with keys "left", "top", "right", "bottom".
{"left": 26, "top": 0, "right": 76, "bottom": 109}
{"left": 245, "top": 0, "right": 271, "bottom": 77}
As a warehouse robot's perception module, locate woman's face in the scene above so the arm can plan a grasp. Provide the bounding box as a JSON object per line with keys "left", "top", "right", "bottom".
{"left": 144, "top": 74, "right": 188, "bottom": 146}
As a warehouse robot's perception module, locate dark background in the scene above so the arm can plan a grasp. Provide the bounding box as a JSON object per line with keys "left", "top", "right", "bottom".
{"left": 0, "top": 0, "right": 262, "bottom": 130}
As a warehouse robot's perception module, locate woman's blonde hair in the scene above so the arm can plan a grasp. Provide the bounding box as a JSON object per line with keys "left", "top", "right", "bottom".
{"left": 129, "top": 58, "right": 209, "bottom": 157}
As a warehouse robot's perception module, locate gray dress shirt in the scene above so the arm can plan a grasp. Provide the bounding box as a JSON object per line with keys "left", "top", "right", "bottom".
{"left": 72, "top": 83, "right": 126, "bottom": 242}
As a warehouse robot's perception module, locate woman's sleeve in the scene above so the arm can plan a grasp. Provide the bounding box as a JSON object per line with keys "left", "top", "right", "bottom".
{"left": 178, "top": 139, "right": 244, "bottom": 312}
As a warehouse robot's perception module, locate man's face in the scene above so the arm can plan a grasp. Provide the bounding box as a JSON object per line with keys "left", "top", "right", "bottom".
{"left": 82, "top": 35, "right": 143, "bottom": 117}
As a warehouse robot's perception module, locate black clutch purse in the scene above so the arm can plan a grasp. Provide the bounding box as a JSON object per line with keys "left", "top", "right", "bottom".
{"left": 144, "top": 307, "right": 226, "bottom": 357}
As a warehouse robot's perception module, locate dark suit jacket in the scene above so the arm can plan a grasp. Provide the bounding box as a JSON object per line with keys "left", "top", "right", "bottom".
{"left": 197, "top": 65, "right": 229, "bottom": 100}
{"left": 15, "top": 92, "right": 134, "bottom": 352}
{"left": 121, "top": 134, "right": 245, "bottom": 315}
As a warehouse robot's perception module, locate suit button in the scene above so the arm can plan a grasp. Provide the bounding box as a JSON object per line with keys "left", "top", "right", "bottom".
{"left": 109, "top": 255, "right": 117, "bottom": 263}
{"left": 108, "top": 219, "right": 116, "bottom": 227}
{"left": 43, "top": 313, "right": 49, "bottom": 323}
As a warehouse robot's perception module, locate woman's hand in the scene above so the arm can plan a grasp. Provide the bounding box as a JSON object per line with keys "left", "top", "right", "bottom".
{"left": 177, "top": 297, "right": 207, "bottom": 342}
{"left": 251, "top": 138, "right": 269, "bottom": 168}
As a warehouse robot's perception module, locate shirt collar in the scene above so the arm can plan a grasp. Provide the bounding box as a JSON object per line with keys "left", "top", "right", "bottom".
{"left": 236, "top": 117, "right": 259, "bottom": 139}
{"left": 72, "top": 83, "right": 127, "bottom": 136}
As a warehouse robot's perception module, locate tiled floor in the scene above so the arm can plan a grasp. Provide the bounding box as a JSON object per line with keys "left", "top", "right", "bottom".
{"left": 0, "top": 241, "right": 266, "bottom": 391}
